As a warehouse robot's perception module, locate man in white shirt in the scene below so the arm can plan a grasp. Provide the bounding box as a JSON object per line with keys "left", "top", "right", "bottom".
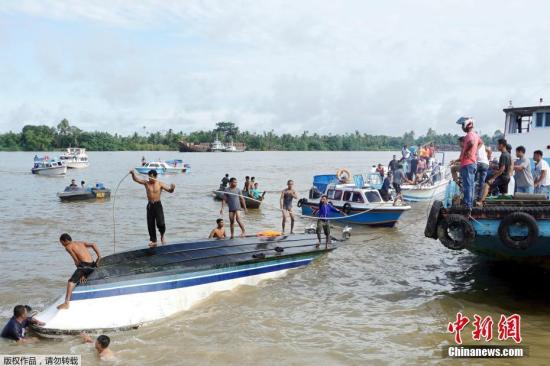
{"left": 533, "top": 150, "right": 550, "bottom": 197}
{"left": 476, "top": 141, "right": 490, "bottom": 201}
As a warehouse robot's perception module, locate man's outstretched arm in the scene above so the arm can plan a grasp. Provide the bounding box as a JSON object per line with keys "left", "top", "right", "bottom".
{"left": 161, "top": 182, "right": 176, "bottom": 193}
{"left": 129, "top": 170, "right": 146, "bottom": 185}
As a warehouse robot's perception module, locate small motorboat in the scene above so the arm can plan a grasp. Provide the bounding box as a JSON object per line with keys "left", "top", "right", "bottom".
{"left": 59, "top": 148, "right": 89, "bottom": 169}
{"left": 163, "top": 159, "right": 191, "bottom": 174}
{"left": 31, "top": 232, "right": 345, "bottom": 336}
{"left": 300, "top": 174, "right": 410, "bottom": 227}
{"left": 135, "top": 161, "right": 191, "bottom": 175}
{"left": 57, "top": 183, "right": 111, "bottom": 202}
{"left": 31, "top": 156, "right": 67, "bottom": 176}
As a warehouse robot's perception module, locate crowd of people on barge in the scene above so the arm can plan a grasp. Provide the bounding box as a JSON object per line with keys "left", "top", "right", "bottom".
{"left": 453, "top": 117, "right": 550, "bottom": 210}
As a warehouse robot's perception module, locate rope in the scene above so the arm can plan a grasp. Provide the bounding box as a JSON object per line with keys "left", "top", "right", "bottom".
{"left": 214, "top": 190, "right": 404, "bottom": 221}
{"left": 112, "top": 172, "right": 131, "bottom": 253}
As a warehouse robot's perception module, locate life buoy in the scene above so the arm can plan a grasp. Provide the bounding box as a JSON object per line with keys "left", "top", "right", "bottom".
{"left": 498, "top": 212, "right": 539, "bottom": 250}
{"left": 297, "top": 198, "right": 307, "bottom": 208}
{"left": 336, "top": 168, "right": 352, "bottom": 183}
{"left": 436, "top": 214, "right": 475, "bottom": 250}
{"left": 342, "top": 202, "right": 352, "bottom": 215}
{"left": 424, "top": 200, "right": 443, "bottom": 239}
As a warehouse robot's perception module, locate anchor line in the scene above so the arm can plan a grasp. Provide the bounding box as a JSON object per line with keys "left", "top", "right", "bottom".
{"left": 112, "top": 172, "right": 131, "bottom": 253}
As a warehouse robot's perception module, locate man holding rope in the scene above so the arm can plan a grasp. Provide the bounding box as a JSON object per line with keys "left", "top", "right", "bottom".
{"left": 130, "top": 169, "right": 175, "bottom": 248}
{"left": 220, "top": 177, "right": 247, "bottom": 238}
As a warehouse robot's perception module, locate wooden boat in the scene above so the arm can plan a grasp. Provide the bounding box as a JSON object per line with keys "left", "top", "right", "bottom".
{"left": 31, "top": 233, "right": 340, "bottom": 336}
{"left": 244, "top": 194, "right": 262, "bottom": 209}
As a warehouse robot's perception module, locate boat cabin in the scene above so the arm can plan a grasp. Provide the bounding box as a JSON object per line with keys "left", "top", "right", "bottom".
{"left": 309, "top": 177, "right": 384, "bottom": 205}
{"left": 504, "top": 104, "right": 550, "bottom": 156}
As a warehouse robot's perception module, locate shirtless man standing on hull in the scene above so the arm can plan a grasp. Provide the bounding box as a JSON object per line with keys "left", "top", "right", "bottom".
{"left": 280, "top": 180, "right": 298, "bottom": 234}
{"left": 130, "top": 169, "right": 175, "bottom": 248}
{"left": 220, "top": 177, "right": 247, "bottom": 238}
{"left": 57, "top": 233, "right": 101, "bottom": 310}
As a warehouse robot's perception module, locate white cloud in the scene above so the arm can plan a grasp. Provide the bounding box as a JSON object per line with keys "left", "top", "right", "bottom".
{"left": 0, "top": 0, "right": 549, "bottom": 136}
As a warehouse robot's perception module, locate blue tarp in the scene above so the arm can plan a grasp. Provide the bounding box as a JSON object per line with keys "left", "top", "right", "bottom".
{"left": 313, "top": 175, "right": 338, "bottom": 193}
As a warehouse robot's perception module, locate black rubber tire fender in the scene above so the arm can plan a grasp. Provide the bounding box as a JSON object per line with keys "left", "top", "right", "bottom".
{"left": 497, "top": 212, "right": 539, "bottom": 250}
{"left": 297, "top": 198, "right": 306, "bottom": 208}
{"left": 437, "top": 214, "right": 475, "bottom": 250}
{"left": 424, "top": 200, "right": 443, "bottom": 239}
{"left": 342, "top": 203, "right": 352, "bottom": 215}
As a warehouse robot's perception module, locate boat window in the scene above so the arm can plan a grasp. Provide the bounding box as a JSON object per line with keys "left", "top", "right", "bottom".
{"left": 365, "top": 191, "right": 382, "bottom": 203}
{"left": 536, "top": 112, "right": 544, "bottom": 127}
{"left": 343, "top": 191, "right": 352, "bottom": 201}
{"left": 327, "top": 189, "right": 342, "bottom": 200}
{"left": 352, "top": 192, "right": 364, "bottom": 203}
{"left": 546, "top": 113, "right": 550, "bottom": 127}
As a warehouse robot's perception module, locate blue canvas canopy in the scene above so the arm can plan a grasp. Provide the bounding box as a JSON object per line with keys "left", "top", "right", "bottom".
{"left": 313, "top": 175, "right": 338, "bottom": 193}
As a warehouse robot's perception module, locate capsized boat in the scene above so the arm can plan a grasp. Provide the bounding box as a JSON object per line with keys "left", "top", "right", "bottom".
{"left": 32, "top": 232, "right": 343, "bottom": 336}
{"left": 31, "top": 156, "right": 67, "bottom": 176}
{"left": 57, "top": 183, "right": 111, "bottom": 202}
{"left": 299, "top": 174, "right": 410, "bottom": 227}
{"left": 59, "top": 148, "right": 89, "bottom": 169}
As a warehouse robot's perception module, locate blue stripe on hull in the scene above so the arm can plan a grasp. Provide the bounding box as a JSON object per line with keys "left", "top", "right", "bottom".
{"left": 300, "top": 205, "right": 403, "bottom": 226}
{"left": 71, "top": 257, "right": 314, "bottom": 301}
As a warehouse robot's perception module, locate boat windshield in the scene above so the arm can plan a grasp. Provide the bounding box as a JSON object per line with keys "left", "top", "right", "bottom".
{"left": 365, "top": 191, "right": 382, "bottom": 203}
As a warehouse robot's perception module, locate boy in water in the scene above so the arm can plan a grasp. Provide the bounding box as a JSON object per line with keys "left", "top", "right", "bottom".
{"left": 209, "top": 219, "right": 226, "bottom": 239}
{"left": 82, "top": 334, "right": 116, "bottom": 361}
{"left": 130, "top": 169, "right": 176, "bottom": 247}
{"left": 57, "top": 233, "right": 102, "bottom": 310}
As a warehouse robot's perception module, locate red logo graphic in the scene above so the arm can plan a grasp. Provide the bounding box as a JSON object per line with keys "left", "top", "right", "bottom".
{"left": 447, "top": 312, "right": 470, "bottom": 345}
{"left": 447, "top": 313, "right": 522, "bottom": 344}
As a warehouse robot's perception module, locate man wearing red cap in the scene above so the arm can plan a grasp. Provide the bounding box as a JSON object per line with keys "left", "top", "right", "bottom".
{"left": 457, "top": 117, "right": 481, "bottom": 210}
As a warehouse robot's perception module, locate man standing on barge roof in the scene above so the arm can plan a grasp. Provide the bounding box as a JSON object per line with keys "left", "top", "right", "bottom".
{"left": 456, "top": 117, "right": 481, "bottom": 211}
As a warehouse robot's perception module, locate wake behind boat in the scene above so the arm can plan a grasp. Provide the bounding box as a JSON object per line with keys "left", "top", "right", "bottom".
{"left": 32, "top": 233, "right": 340, "bottom": 336}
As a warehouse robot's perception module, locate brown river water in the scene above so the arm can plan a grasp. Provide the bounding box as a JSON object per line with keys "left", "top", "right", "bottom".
{"left": 0, "top": 151, "right": 549, "bottom": 365}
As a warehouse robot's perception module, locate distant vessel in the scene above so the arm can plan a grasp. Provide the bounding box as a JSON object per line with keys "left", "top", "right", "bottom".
{"left": 31, "top": 156, "right": 67, "bottom": 176}
{"left": 503, "top": 102, "right": 550, "bottom": 163}
{"left": 210, "top": 139, "right": 226, "bottom": 152}
{"left": 179, "top": 139, "right": 246, "bottom": 152}
{"left": 57, "top": 183, "right": 111, "bottom": 201}
{"left": 59, "top": 148, "right": 89, "bottom": 169}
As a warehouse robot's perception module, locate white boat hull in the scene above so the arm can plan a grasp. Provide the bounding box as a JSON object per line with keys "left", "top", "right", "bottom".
{"left": 34, "top": 257, "right": 312, "bottom": 334}
{"left": 65, "top": 161, "right": 89, "bottom": 169}
{"left": 401, "top": 179, "right": 449, "bottom": 202}
{"left": 32, "top": 166, "right": 67, "bottom": 176}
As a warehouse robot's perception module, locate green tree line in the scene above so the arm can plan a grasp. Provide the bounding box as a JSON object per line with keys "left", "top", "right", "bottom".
{"left": 0, "top": 120, "right": 503, "bottom": 151}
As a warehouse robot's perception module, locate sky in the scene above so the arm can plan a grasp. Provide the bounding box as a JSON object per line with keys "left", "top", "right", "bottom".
{"left": 0, "top": 0, "right": 549, "bottom": 136}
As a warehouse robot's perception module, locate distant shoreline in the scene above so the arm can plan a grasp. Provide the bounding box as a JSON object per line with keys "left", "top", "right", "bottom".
{"left": 0, "top": 148, "right": 462, "bottom": 152}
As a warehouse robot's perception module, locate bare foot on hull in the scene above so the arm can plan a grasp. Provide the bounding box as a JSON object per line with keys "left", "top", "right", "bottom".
{"left": 57, "top": 302, "right": 69, "bottom": 310}
{"left": 240, "top": 232, "right": 246, "bottom": 238}
{"left": 149, "top": 241, "right": 157, "bottom": 248}
{"left": 161, "top": 236, "right": 166, "bottom": 245}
